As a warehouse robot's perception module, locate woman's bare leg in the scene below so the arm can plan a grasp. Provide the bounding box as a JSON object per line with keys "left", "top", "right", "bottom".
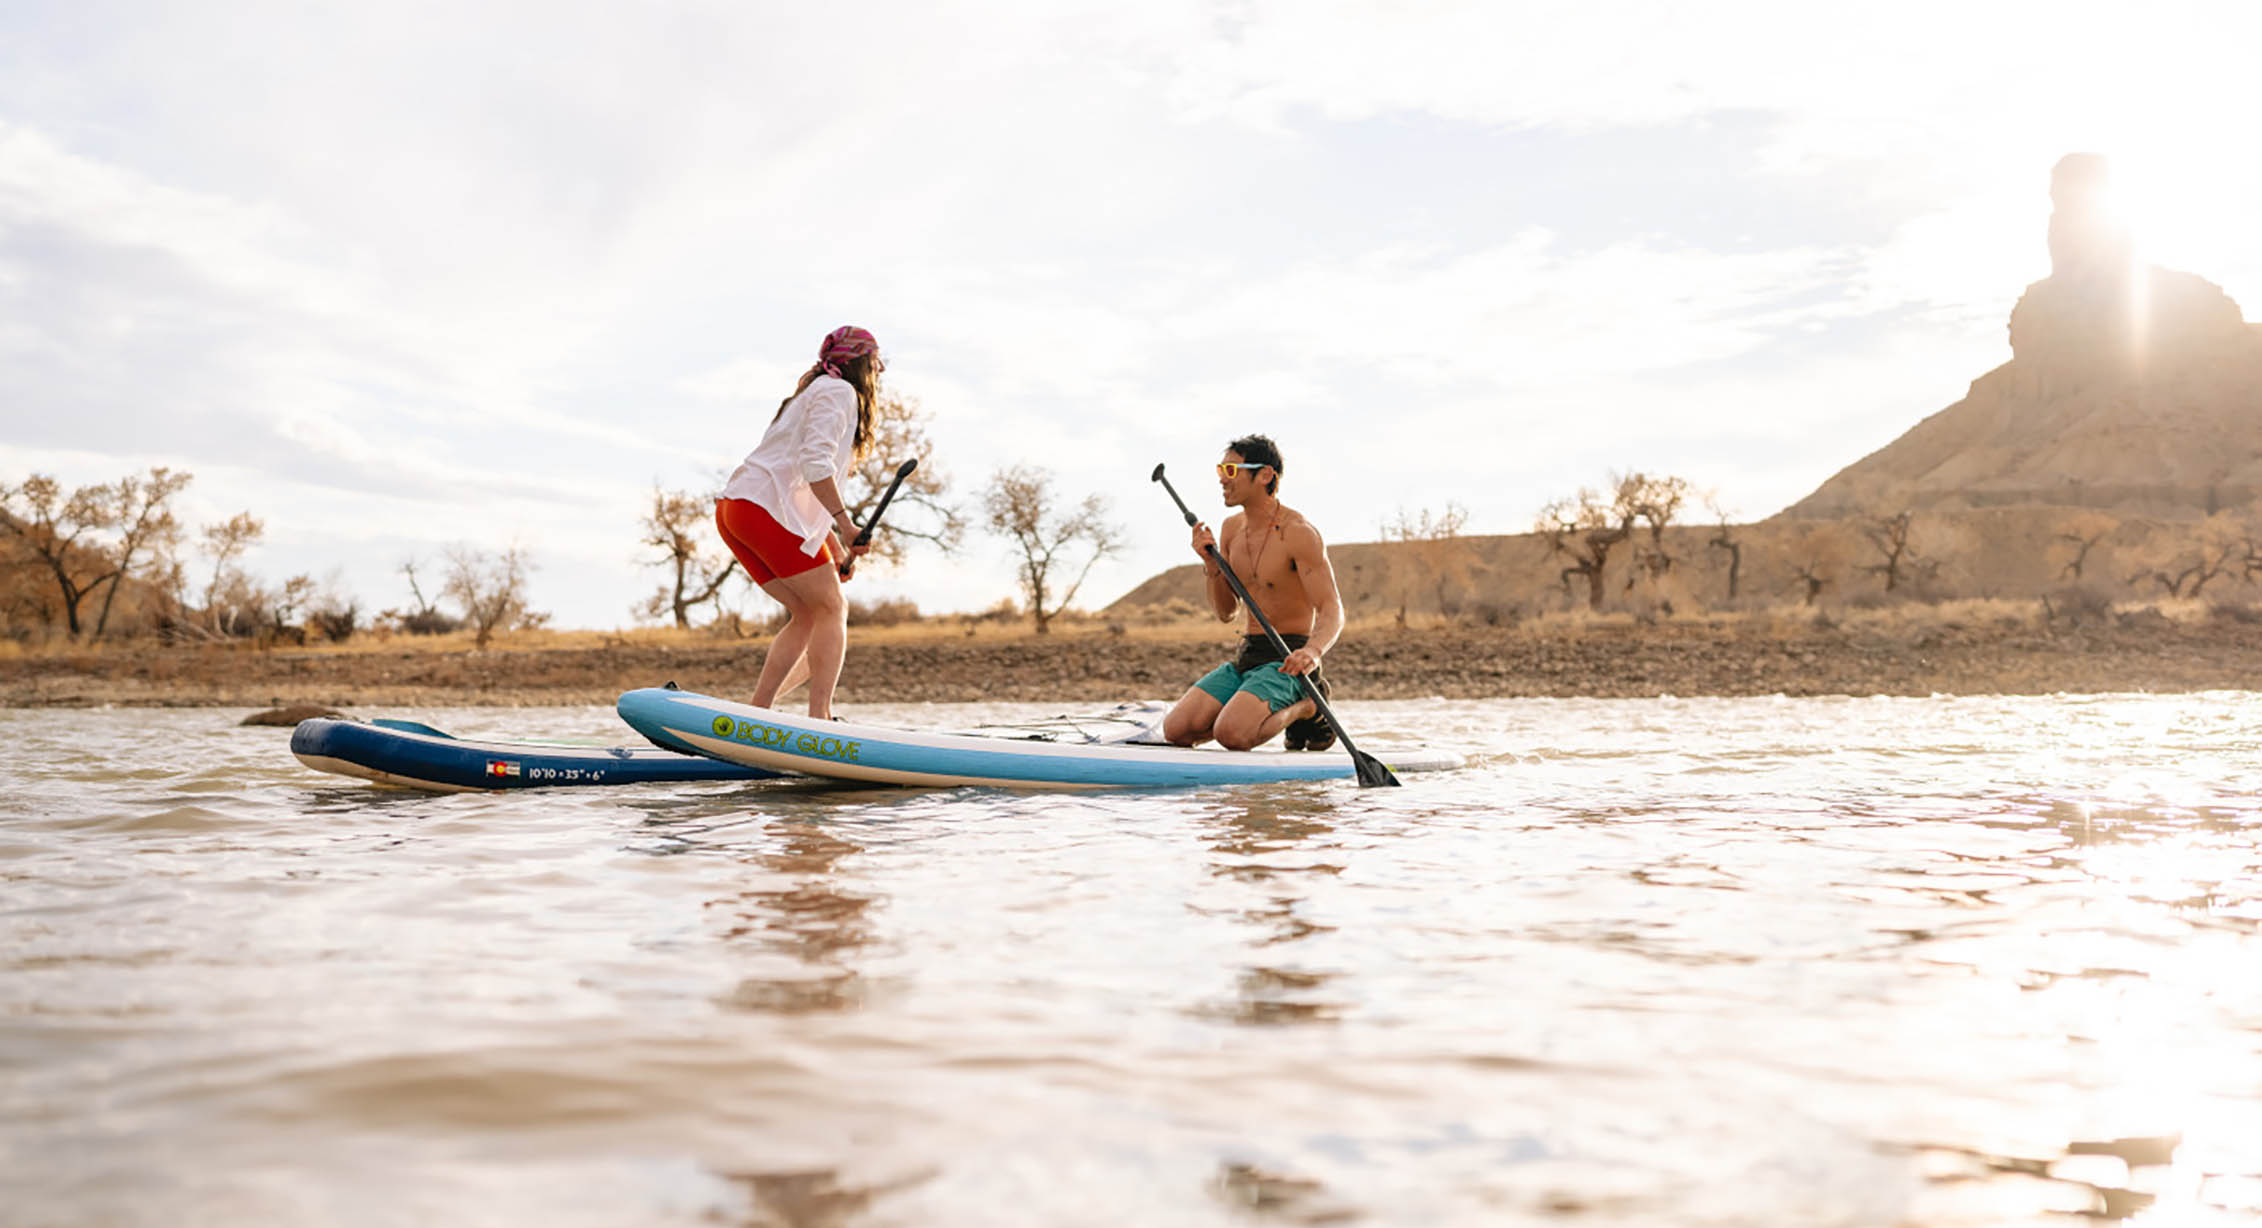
{"left": 750, "top": 581, "right": 815, "bottom": 709}
{"left": 773, "top": 653, "right": 813, "bottom": 700}
{"left": 764, "top": 564, "right": 848, "bottom": 718}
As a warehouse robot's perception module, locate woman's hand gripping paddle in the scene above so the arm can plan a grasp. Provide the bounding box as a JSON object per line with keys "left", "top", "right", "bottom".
{"left": 840, "top": 458, "right": 919, "bottom": 580}
{"left": 1150, "top": 463, "right": 1401, "bottom": 787}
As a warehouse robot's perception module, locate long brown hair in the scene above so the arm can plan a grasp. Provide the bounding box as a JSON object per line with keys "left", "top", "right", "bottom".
{"left": 772, "top": 353, "right": 879, "bottom": 461}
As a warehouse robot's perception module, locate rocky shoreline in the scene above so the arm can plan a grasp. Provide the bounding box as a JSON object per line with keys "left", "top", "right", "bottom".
{"left": 6, "top": 615, "right": 2260, "bottom": 709}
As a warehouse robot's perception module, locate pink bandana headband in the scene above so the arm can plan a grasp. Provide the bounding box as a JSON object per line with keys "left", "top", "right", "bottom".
{"left": 815, "top": 325, "right": 880, "bottom": 379}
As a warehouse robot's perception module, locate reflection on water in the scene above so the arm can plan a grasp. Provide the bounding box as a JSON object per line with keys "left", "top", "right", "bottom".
{"left": 1908, "top": 1134, "right": 2182, "bottom": 1222}
{"left": 1212, "top": 1160, "right": 1356, "bottom": 1224}
{"left": 1199, "top": 797, "right": 1346, "bottom": 1027}
{"left": 716, "top": 1167, "right": 932, "bottom": 1228}
{"left": 4, "top": 695, "right": 2262, "bottom": 1225}
{"left": 712, "top": 821, "right": 877, "bottom": 1016}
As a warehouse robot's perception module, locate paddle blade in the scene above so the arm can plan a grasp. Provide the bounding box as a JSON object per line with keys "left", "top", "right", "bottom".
{"left": 1352, "top": 748, "right": 1403, "bottom": 788}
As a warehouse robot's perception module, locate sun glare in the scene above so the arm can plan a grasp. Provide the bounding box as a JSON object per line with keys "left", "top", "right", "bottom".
{"left": 2088, "top": 143, "right": 2259, "bottom": 308}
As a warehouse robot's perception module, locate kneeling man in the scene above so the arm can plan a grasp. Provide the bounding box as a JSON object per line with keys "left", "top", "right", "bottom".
{"left": 1162, "top": 434, "right": 1345, "bottom": 752}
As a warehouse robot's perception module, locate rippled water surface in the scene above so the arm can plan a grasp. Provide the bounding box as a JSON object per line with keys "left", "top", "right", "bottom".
{"left": 7, "top": 694, "right": 2262, "bottom": 1226}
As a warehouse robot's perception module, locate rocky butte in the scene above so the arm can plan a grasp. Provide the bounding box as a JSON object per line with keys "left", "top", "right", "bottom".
{"left": 1790, "top": 153, "right": 2262, "bottom": 519}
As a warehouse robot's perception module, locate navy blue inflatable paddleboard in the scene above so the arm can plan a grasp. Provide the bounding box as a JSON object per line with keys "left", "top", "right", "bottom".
{"left": 290, "top": 716, "right": 783, "bottom": 792}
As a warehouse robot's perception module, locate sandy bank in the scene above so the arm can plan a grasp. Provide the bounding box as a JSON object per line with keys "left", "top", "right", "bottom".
{"left": 5, "top": 611, "right": 2260, "bottom": 709}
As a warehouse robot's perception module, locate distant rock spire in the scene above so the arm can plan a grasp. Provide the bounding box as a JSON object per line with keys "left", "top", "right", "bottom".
{"left": 1783, "top": 154, "right": 2262, "bottom": 521}
{"left": 2044, "top": 152, "right": 2132, "bottom": 280}
{"left": 2008, "top": 153, "right": 2246, "bottom": 378}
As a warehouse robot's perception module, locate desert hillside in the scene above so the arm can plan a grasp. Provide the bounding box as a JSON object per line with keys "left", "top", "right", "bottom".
{"left": 1790, "top": 153, "right": 2262, "bottom": 518}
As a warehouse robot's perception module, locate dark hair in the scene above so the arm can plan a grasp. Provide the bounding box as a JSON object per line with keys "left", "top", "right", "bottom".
{"left": 1227, "top": 434, "right": 1282, "bottom": 494}
{"left": 773, "top": 353, "right": 879, "bottom": 461}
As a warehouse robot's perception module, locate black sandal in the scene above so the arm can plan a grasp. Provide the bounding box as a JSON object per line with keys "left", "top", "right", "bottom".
{"left": 1283, "top": 671, "right": 1334, "bottom": 752}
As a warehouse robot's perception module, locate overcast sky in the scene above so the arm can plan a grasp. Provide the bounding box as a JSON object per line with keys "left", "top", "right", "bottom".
{"left": 5, "top": 1, "right": 2257, "bottom": 628}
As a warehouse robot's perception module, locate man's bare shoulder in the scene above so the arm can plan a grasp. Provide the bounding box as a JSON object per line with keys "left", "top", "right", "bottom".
{"left": 1278, "top": 505, "right": 1327, "bottom": 547}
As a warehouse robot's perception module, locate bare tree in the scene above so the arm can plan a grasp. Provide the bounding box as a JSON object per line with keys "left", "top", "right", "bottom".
{"left": 1785, "top": 523, "right": 1849, "bottom": 607}
{"left": 982, "top": 464, "right": 1121, "bottom": 634}
{"left": 1536, "top": 472, "right": 1683, "bottom": 611}
{"left": 1859, "top": 510, "right": 1919, "bottom": 592}
{"left": 442, "top": 545, "right": 550, "bottom": 648}
{"left": 638, "top": 487, "right": 740, "bottom": 628}
{"left": 200, "top": 512, "right": 265, "bottom": 636}
{"left": 840, "top": 394, "right": 967, "bottom": 566}
{"left": 1623, "top": 472, "right": 1689, "bottom": 585}
{"left": 2126, "top": 516, "right": 2250, "bottom": 599}
{"left": 2126, "top": 556, "right": 2215, "bottom": 598}
{"left": 1704, "top": 495, "right": 1743, "bottom": 601}
{"left": 2055, "top": 511, "right": 2118, "bottom": 580}
{"left": 1380, "top": 502, "right": 1480, "bottom": 625}
{"left": 1, "top": 474, "right": 109, "bottom": 636}
{"left": 2199, "top": 514, "right": 2259, "bottom": 595}
{"left": 90, "top": 468, "right": 189, "bottom": 637}
{"left": 0, "top": 467, "right": 191, "bottom": 639}
{"left": 1536, "top": 491, "right": 1627, "bottom": 611}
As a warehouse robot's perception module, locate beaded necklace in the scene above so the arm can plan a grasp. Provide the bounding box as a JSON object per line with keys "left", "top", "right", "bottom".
{"left": 1239, "top": 508, "right": 1279, "bottom": 579}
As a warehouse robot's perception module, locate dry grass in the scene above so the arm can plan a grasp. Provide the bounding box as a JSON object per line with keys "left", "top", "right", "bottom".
{"left": 1829, "top": 597, "right": 2042, "bottom": 635}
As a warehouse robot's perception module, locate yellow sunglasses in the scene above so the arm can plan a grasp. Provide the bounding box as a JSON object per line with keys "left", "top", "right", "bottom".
{"left": 1216, "top": 461, "right": 1271, "bottom": 478}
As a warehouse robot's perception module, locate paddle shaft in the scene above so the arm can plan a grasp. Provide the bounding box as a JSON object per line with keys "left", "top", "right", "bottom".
{"left": 1151, "top": 466, "right": 1397, "bottom": 785}
{"left": 840, "top": 458, "right": 919, "bottom": 577}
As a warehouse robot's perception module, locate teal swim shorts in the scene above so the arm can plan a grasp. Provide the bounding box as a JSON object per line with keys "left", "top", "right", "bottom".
{"left": 1194, "top": 658, "right": 1307, "bottom": 712}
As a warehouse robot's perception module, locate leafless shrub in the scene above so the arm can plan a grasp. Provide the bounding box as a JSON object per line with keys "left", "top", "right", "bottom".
{"left": 2043, "top": 583, "right": 2115, "bottom": 627}
{"left": 2210, "top": 600, "right": 2262, "bottom": 626}
{"left": 308, "top": 597, "right": 360, "bottom": 643}
{"left": 846, "top": 596, "right": 921, "bottom": 626}
{"left": 1464, "top": 599, "right": 1521, "bottom": 628}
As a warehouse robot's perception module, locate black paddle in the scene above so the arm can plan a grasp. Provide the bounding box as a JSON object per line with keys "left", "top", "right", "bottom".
{"left": 1151, "top": 463, "right": 1401, "bottom": 787}
{"left": 840, "top": 458, "right": 919, "bottom": 578}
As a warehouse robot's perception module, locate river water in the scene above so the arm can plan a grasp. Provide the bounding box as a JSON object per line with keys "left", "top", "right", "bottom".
{"left": 5, "top": 694, "right": 2262, "bottom": 1227}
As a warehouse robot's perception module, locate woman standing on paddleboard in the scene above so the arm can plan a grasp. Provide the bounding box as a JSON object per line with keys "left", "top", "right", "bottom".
{"left": 714, "top": 325, "right": 882, "bottom": 719}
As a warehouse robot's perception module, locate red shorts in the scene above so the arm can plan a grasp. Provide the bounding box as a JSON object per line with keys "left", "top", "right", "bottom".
{"left": 715, "top": 498, "right": 837, "bottom": 586}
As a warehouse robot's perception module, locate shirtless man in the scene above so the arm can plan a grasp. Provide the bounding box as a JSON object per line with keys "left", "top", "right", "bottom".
{"left": 1161, "top": 435, "right": 1346, "bottom": 752}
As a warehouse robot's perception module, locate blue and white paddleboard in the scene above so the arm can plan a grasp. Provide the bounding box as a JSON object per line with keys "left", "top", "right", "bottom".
{"left": 290, "top": 716, "right": 782, "bottom": 792}
{"left": 615, "top": 686, "right": 1462, "bottom": 789}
